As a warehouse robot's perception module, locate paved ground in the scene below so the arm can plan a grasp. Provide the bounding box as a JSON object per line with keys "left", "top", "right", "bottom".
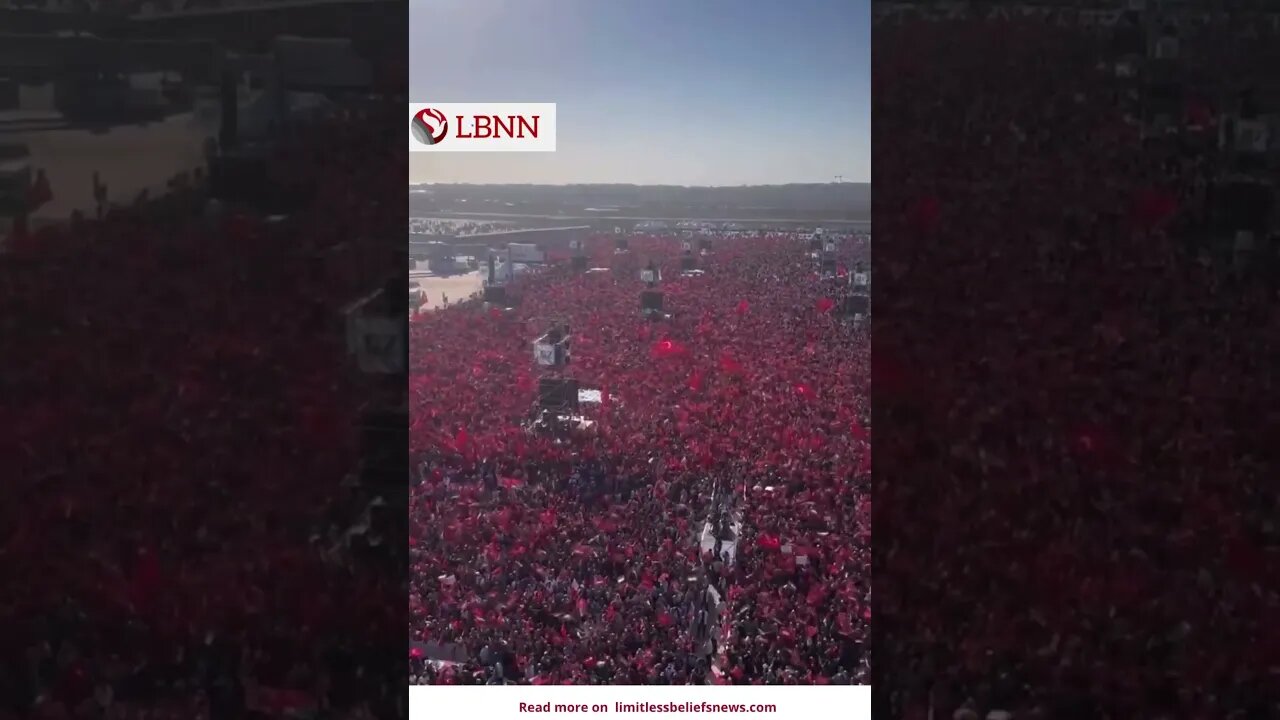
{"left": 412, "top": 269, "right": 484, "bottom": 311}
{"left": 12, "top": 110, "right": 213, "bottom": 222}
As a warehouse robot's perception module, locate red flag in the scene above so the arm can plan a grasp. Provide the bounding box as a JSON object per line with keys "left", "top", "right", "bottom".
{"left": 651, "top": 339, "right": 686, "bottom": 359}
{"left": 1186, "top": 99, "right": 1213, "bottom": 128}
{"left": 250, "top": 687, "right": 315, "bottom": 717}
{"left": 1132, "top": 188, "right": 1178, "bottom": 230}
{"left": 687, "top": 371, "right": 705, "bottom": 391}
{"left": 540, "top": 508, "right": 557, "bottom": 527}
{"left": 718, "top": 354, "right": 744, "bottom": 375}
{"left": 735, "top": 300, "right": 750, "bottom": 315}
{"left": 851, "top": 419, "right": 869, "bottom": 441}
{"left": 816, "top": 297, "right": 836, "bottom": 314}
{"left": 1070, "top": 424, "right": 1125, "bottom": 469}
{"left": 129, "top": 547, "right": 161, "bottom": 611}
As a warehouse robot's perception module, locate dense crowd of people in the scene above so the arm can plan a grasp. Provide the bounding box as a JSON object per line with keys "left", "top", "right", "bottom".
{"left": 409, "top": 219, "right": 512, "bottom": 237}
{"left": 410, "top": 233, "right": 869, "bottom": 685}
{"left": 878, "top": 9, "right": 1280, "bottom": 720}
{"left": 0, "top": 104, "right": 404, "bottom": 717}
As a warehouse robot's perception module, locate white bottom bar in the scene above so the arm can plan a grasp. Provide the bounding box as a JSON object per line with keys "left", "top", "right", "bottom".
{"left": 410, "top": 686, "right": 869, "bottom": 720}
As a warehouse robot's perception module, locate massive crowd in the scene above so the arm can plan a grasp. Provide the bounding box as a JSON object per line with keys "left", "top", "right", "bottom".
{"left": 409, "top": 219, "right": 512, "bottom": 237}
{"left": 878, "top": 10, "right": 1280, "bottom": 720}
{"left": 0, "top": 105, "right": 404, "bottom": 718}
{"left": 410, "top": 233, "right": 869, "bottom": 685}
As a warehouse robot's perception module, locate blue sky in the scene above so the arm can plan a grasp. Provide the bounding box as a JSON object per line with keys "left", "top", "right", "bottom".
{"left": 410, "top": 0, "right": 869, "bottom": 186}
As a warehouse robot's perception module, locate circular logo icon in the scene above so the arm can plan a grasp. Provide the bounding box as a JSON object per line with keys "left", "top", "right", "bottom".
{"left": 411, "top": 108, "right": 448, "bottom": 145}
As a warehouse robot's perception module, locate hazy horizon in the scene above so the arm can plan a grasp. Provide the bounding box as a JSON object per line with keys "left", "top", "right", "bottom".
{"left": 410, "top": 181, "right": 869, "bottom": 188}
{"left": 410, "top": 0, "right": 870, "bottom": 186}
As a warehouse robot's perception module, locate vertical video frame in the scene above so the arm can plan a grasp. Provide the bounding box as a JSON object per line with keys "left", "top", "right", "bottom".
{"left": 409, "top": 1, "right": 869, "bottom": 717}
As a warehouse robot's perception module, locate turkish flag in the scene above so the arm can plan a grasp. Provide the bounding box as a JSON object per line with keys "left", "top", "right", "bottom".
{"left": 651, "top": 339, "right": 686, "bottom": 359}
{"left": 1132, "top": 187, "right": 1178, "bottom": 230}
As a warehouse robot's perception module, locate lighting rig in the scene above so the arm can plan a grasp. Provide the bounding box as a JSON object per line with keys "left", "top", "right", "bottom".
{"left": 569, "top": 237, "right": 588, "bottom": 271}
{"left": 532, "top": 320, "right": 572, "bottom": 368}
{"left": 819, "top": 231, "right": 838, "bottom": 279}
{"left": 680, "top": 238, "right": 697, "bottom": 271}
{"left": 482, "top": 251, "right": 517, "bottom": 307}
{"left": 638, "top": 260, "right": 670, "bottom": 319}
{"left": 526, "top": 316, "right": 591, "bottom": 438}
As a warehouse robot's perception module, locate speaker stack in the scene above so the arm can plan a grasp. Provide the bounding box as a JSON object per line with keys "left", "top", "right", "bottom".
{"left": 484, "top": 285, "right": 508, "bottom": 304}
{"left": 537, "top": 378, "right": 579, "bottom": 411}
{"left": 640, "top": 289, "right": 664, "bottom": 312}
{"left": 843, "top": 294, "right": 870, "bottom": 317}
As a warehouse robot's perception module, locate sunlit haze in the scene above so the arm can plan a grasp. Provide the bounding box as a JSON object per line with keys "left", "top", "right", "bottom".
{"left": 410, "top": 0, "right": 870, "bottom": 186}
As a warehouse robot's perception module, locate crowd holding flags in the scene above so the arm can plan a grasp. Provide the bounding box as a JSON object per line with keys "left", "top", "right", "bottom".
{"left": 410, "top": 230, "right": 869, "bottom": 685}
